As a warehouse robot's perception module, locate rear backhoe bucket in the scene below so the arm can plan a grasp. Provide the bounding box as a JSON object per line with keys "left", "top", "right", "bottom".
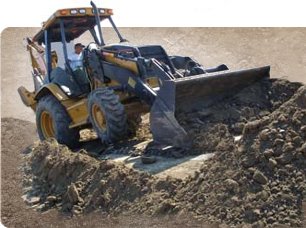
{"left": 150, "top": 66, "right": 270, "bottom": 148}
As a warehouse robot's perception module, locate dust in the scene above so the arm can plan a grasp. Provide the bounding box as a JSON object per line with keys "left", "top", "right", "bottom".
{"left": 15, "top": 79, "right": 306, "bottom": 227}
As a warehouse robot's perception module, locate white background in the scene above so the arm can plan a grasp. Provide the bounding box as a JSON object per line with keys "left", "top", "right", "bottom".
{"left": 0, "top": 0, "right": 306, "bottom": 31}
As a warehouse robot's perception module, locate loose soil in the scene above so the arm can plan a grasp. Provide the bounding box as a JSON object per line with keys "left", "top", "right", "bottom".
{"left": 4, "top": 78, "right": 304, "bottom": 228}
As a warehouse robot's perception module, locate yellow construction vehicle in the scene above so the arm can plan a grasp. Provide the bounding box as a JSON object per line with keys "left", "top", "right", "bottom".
{"left": 18, "top": 1, "right": 270, "bottom": 149}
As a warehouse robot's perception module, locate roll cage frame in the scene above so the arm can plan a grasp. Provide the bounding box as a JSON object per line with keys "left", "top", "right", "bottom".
{"left": 38, "top": 1, "right": 126, "bottom": 83}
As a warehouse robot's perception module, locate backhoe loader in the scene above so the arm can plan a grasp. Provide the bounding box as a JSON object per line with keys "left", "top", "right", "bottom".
{"left": 18, "top": 1, "right": 270, "bottom": 149}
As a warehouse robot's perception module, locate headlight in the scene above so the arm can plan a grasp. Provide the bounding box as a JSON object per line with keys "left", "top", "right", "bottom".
{"left": 70, "top": 9, "right": 78, "bottom": 15}
{"left": 79, "top": 9, "right": 86, "bottom": 14}
{"left": 99, "top": 9, "right": 105, "bottom": 14}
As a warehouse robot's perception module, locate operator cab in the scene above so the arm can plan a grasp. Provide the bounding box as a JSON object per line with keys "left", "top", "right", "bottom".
{"left": 28, "top": 2, "right": 181, "bottom": 98}
{"left": 31, "top": 4, "right": 120, "bottom": 97}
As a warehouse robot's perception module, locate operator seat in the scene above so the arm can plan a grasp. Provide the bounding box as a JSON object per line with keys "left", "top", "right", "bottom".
{"left": 49, "top": 67, "right": 90, "bottom": 97}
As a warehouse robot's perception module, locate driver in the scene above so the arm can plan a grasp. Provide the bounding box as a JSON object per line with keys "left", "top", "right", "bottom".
{"left": 68, "top": 43, "right": 85, "bottom": 71}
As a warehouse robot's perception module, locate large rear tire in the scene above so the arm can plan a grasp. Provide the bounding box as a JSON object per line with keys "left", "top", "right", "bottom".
{"left": 36, "top": 95, "right": 80, "bottom": 148}
{"left": 88, "top": 88, "right": 127, "bottom": 144}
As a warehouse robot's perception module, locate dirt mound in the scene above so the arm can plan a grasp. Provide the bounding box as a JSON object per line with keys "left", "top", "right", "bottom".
{"left": 20, "top": 79, "right": 306, "bottom": 227}
{"left": 126, "top": 85, "right": 306, "bottom": 227}
{"left": 170, "top": 85, "right": 306, "bottom": 227}
{"left": 177, "top": 79, "right": 302, "bottom": 154}
{"left": 22, "top": 139, "right": 157, "bottom": 215}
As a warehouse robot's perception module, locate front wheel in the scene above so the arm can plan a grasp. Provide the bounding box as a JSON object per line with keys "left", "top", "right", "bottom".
{"left": 88, "top": 88, "right": 127, "bottom": 144}
{"left": 36, "top": 95, "right": 80, "bottom": 148}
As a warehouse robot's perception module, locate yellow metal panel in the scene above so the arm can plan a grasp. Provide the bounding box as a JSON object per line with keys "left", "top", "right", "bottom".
{"left": 33, "top": 84, "right": 89, "bottom": 128}
{"left": 146, "top": 77, "right": 159, "bottom": 88}
{"left": 35, "top": 84, "right": 69, "bottom": 101}
{"left": 64, "top": 98, "right": 89, "bottom": 128}
{"left": 41, "top": 7, "right": 113, "bottom": 30}
{"left": 54, "top": 7, "right": 113, "bottom": 17}
{"left": 104, "top": 53, "right": 139, "bottom": 75}
{"left": 17, "top": 86, "right": 37, "bottom": 110}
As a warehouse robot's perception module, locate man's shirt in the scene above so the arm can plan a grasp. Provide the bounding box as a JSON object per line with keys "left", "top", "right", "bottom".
{"left": 68, "top": 52, "right": 83, "bottom": 70}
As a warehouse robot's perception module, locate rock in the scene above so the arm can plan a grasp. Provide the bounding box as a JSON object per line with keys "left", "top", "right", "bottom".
{"left": 24, "top": 196, "right": 41, "bottom": 206}
{"left": 35, "top": 203, "right": 48, "bottom": 212}
{"left": 273, "top": 138, "right": 284, "bottom": 147}
{"left": 230, "top": 196, "right": 240, "bottom": 206}
{"left": 300, "top": 125, "right": 306, "bottom": 134}
{"left": 300, "top": 143, "right": 306, "bottom": 154}
{"left": 266, "top": 216, "right": 276, "bottom": 224}
{"left": 99, "top": 180, "right": 107, "bottom": 189}
{"left": 141, "top": 155, "right": 157, "bottom": 164}
{"left": 225, "top": 179, "right": 239, "bottom": 193}
{"left": 289, "top": 211, "right": 298, "bottom": 219}
{"left": 263, "top": 149, "right": 274, "bottom": 158}
{"left": 292, "top": 136, "right": 302, "bottom": 147}
{"left": 295, "top": 151, "right": 304, "bottom": 160}
{"left": 251, "top": 220, "right": 265, "bottom": 228}
{"left": 253, "top": 170, "right": 268, "bottom": 185}
{"left": 99, "top": 161, "right": 115, "bottom": 171}
{"left": 259, "top": 110, "right": 270, "bottom": 117}
{"left": 259, "top": 129, "right": 270, "bottom": 141}
{"left": 248, "top": 167, "right": 256, "bottom": 174}
{"left": 241, "top": 155, "right": 257, "bottom": 168}
{"left": 72, "top": 205, "right": 83, "bottom": 215}
{"left": 280, "top": 193, "right": 294, "bottom": 202}
{"left": 245, "top": 209, "right": 260, "bottom": 223}
{"left": 154, "top": 200, "right": 176, "bottom": 215}
{"left": 276, "top": 153, "right": 293, "bottom": 165}
{"left": 77, "top": 197, "right": 85, "bottom": 206}
{"left": 243, "top": 120, "right": 262, "bottom": 134}
{"left": 268, "top": 158, "right": 277, "bottom": 169}
{"left": 233, "top": 122, "right": 245, "bottom": 134}
{"left": 282, "top": 143, "right": 294, "bottom": 153}
{"left": 257, "top": 190, "right": 269, "bottom": 201}
{"left": 46, "top": 195, "right": 57, "bottom": 203}
{"left": 67, "top": 183, "right": 81, "bottom": 204}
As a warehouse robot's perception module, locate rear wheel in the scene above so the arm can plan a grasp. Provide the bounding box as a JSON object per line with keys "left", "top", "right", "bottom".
{"left": 36, "top": 95, "right": 80, "bottom": 148}
{"left": 88, "top": 88, "right": 127, "bottom": 144}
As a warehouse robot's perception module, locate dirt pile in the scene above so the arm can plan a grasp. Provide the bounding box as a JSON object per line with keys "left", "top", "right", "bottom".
{"left": 21, "top": 79, "right": 306, "bottom": 227}
{"left": 22, "top": 139, "right": 160, "bottom": 215}
{"left": 169, "top": 85, "right": 306, "bottom": 227}
{"left": 177, "top": 79, "right": 303, "bottom": 154}
{"left": 126, "top": 85, "right": 306, "bottom": 227}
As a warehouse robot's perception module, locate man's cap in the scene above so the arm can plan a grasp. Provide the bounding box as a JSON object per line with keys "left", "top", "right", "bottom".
{"left": 75, "top": 43, "right": 85, "bottom": 48}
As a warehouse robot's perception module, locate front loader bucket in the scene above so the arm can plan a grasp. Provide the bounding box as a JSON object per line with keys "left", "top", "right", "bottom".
{"left": 150, "top": 66, "right": 270, "bottom": 148}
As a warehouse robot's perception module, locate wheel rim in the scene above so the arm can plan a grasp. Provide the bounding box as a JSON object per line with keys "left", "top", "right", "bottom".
{"left": 92, "top": 104, "right": 106, "bottom": 131}
{"left": 41, "top": 111, "right": 55, "bottom": 138}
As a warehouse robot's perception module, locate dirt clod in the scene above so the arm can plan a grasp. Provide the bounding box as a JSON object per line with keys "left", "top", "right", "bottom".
{"left": 253, "top": 170, "right": 268, "bottom": 185}
{"left": 67, "top": 184, "right": 82, "bottom": 205}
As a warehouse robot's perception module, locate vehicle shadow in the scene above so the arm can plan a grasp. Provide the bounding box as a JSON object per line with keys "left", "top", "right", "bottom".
{"left": 77, "top": 137, "right": 214, "bottom": 179}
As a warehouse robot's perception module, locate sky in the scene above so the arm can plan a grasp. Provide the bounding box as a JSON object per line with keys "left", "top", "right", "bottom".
{"left": 0, "top": 0, "right": 306, "bottom": 31}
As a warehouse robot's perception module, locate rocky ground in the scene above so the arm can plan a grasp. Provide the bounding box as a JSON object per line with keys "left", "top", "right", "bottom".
{"left": 4, "top": 78, "right": 304, "bottom": 227}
